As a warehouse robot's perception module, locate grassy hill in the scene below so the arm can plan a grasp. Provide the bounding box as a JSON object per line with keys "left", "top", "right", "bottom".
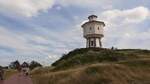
{"left": 51, "top": 48, "right": 150, "bottom": 70}
{"left": 31, "top": 48, "right": 150, "bottom": 84}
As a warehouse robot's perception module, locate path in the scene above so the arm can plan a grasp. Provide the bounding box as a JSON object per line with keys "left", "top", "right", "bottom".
{"left": 0, "top": 73, "right": 33, "bottom": 84}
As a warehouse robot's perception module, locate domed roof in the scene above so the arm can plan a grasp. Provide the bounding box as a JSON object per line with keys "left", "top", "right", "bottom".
{"left": 88, "top": 15, "right": 98, "bottom": 19}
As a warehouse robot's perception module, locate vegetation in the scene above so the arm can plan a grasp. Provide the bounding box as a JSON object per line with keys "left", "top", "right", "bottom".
{"left": 9, "top": 60, "right": 20, "bottom": 69}
{"left": 31, "top": 48, "right": 150, "bottom": 84}
{"left": 8, "top": 60, "right": 42, "bottom": 70}
{"left": 4, "top": 69, "right": 17, "bottom": 79}
{"left": 3, "top": 60, "right": 42, "bottom": 79}
{"left": 52, "top": 48, "right": 149, "bottom": 70}
{"left": 29, "top": 61, "right": 42, "bottom": 70}
{"left": 32, "top": 64, "right": 150, "bottom": 84}
{"left": 3, "top": 48, "right": 150, "bottom": 84}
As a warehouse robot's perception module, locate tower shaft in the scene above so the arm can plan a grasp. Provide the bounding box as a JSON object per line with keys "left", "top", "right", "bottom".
{"left": 86, "top": 37, "right": 102, "bottom": 48}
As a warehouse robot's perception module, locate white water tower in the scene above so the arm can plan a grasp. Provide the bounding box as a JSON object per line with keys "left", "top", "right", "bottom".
{"left": 81, "top": 15, "right": 105, "bottom": 48}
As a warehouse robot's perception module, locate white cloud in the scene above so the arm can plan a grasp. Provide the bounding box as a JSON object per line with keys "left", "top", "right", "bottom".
{"left": 0, "top": 0, "right": 54, "bottom": 17}
{"left": 0, "top": 3, "right": 150, "bottom": 66}
{"left": 116, "top": 29, "right": 150, "bottom": 49}
{"left": 0, "top": 27, "right": 29, "bottom": 50}
{"left": 122, "top": 6, "right": 149, "bottom": 23}
{"left": 98, "top": 6, "right": 150, "bottom": 49}
{"left": 57, "top": 0, "right": 113, "bottom": 9}
{"left": 0, "top": 24, "right": 84, "bottom": 65}
{"left": 0, "top": 26, "right": 55, "bottom": 65}
{"left": 100, "top": 6, "right": 150, "bottom": 24}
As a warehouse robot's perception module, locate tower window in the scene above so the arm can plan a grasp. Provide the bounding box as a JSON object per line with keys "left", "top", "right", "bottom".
{"left": 90, "top": 27, "right": 92, "bottom": 30}
{"left": 98, "top": 27, "right": 99, "bottom": 30}
{"left": 91, "top": 41, "right": 94, "bottom": 46}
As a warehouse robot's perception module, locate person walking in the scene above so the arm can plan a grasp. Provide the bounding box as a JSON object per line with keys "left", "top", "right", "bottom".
{"left": 21, "top": 62, "right": 30, "bottom": 76}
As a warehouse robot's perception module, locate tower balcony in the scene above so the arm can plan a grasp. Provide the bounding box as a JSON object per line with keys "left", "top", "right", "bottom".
{"left": 84, "top": 34, "right": 104, "bottom": 38}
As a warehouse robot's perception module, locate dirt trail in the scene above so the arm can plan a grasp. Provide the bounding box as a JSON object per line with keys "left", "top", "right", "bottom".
{"left": 0, "top": 73, "right": 33, "bottom": 84}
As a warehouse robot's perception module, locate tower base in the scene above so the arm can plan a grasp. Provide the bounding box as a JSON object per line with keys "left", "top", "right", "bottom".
{"left": 86, "top": 37, "right": 102, "bottom": 48}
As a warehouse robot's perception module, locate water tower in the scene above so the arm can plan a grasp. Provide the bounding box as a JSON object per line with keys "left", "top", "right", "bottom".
{"left": 81, "top": 15, "right": 105, "bottom": 48}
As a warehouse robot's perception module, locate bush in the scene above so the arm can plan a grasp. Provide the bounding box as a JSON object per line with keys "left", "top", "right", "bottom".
{"left": 29, "top": 61, "right": 42, "bottom": 70}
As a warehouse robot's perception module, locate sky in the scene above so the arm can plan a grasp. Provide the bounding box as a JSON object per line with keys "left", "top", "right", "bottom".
{"left": 0, "top": 0, "right": 150, "bottom": 66}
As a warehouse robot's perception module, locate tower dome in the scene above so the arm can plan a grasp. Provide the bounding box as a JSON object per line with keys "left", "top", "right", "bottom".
{"left": 88, "top": 15, "right": 98, "bottom": 21}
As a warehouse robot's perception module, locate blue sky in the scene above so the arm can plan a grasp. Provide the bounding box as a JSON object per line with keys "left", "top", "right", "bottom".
{"left": 0, "top": 0, "right": 150, "bottom": 66}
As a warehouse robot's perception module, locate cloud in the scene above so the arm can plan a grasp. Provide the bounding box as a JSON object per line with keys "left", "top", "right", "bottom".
{"left": 100, "top": 6, "right": 150, "bottom": 24}
{"left": 57, "top": 0, "right": 113, "bottom": 9}
{"left": 0, "top": 26, "right": 53, "bottom": 65}
{"left": 115, "top": 28, "right": 150, "bottom": 49}
{"left": 97, "top": 6, "right": 150, "bottom": 49}
{"left": 0, "top": 24, "right": 84, "bottom": 65}
{"left": 0, "top": 0, "right": 54, "bottom": 17}
{"left": 0, "top": 26, "right": 28, "bottom": 50}
{"left": 0, "top": 2, "right": 150, "bottom": 66}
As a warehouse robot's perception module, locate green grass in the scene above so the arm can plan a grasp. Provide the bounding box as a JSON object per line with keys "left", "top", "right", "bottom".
{"left": 31, "top": 48, "right": 150, "bottom": 84}
{"left": 52, "top": 48, "right": 149, "bottom": 70}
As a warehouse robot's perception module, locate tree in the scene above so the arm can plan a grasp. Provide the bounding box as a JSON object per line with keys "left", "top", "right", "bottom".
{"left": 29, "top": 61, "right": 42, "bottom": 70}
{"left": 9, "top": 60, "right": 20, "bottom": 69}
{"left": 0, "top": 66, "right": 2, "bottom": 69}
{"left": 21, "top": 62, "right": 29, "bottom": 67}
